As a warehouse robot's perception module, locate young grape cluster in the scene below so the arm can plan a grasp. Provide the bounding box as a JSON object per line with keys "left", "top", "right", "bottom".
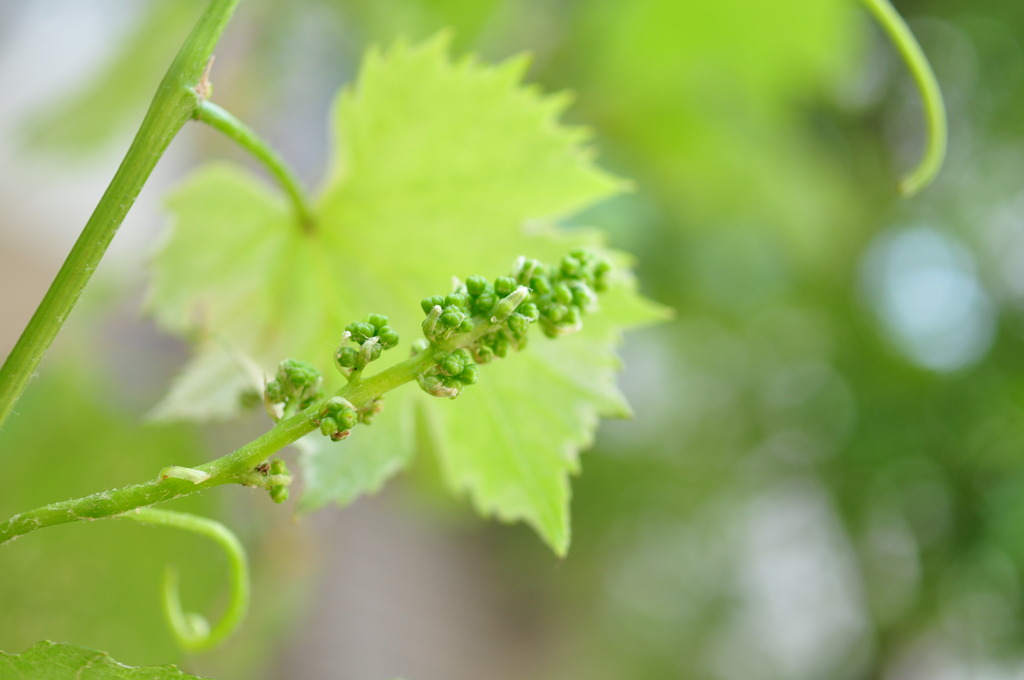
{"left": 416, "top": 250, "right": 611, "bottom": 398}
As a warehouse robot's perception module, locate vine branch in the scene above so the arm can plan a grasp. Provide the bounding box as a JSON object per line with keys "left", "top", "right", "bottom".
{"left": 0, "top": 346, "right": 436, "bottom": 545}
{"left": 0, "top": 0, "right": 241, "bottom": 431}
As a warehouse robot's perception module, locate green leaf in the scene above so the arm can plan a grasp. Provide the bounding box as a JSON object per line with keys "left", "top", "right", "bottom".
{"left": 0, "top": 642, "right": 210, "bottom": 680}
{"left": 148, "top": 35, "right": 665, "bottom": 553}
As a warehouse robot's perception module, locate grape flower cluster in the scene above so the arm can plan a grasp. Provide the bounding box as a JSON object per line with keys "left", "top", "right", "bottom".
{"left": 415, "top": 250, "right": 611, "bottom": 398}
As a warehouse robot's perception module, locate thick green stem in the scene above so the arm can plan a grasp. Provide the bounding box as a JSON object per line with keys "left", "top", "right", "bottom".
{"left": 0, "top": 347, "right": 436, "bottom": 545}
{"left": 0, "top": 0, "right": 241, "bottom": 430}
{"left": 122, "top": 508, "right": 249, "bottom": 652}
{"left": 860, "top": 0, "right": 947, "bottom": 196}
{"left": 195, "top": 100, "right": 314, "bottom": 229}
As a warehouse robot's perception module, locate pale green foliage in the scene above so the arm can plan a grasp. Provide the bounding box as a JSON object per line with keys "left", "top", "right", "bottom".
{"left": 148, "top": 36, "right": 663, "bottom": 554}
{"left": 0, "top": 642, "right": 208, "bottom": 680}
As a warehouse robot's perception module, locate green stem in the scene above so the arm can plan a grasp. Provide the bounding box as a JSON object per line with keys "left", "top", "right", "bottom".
{"left": 122, "top": 508, "right": 249, "bottom": 652}
{"left": 195, "top": 100, "right": 314, "bottom": 229}
{"left": 0, "top": 347, "right": 436, "bottom": 545}
{"left": 0, "top": 0, "right": 240, "bottom": 431}
{"left": 860, "top": 0, "right": 947, "bottom": 196}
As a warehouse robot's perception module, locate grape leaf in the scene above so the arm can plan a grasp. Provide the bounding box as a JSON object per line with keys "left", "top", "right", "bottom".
{"left": 148, "top": 35, "right": 665, "bottom": 554}
{"left": 0, "top": 642, "right": 210, "bottom": 680}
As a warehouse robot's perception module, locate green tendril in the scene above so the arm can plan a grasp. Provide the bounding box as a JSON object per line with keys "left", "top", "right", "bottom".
{"left": 860, "top": 0, "right": 947, "bottom": 196}
{"left": 121, "top": 508, "right": 249, "bottom": 653}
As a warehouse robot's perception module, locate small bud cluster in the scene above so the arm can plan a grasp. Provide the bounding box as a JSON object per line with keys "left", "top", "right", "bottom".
{"left": 416, "top": 251, "right": 611, "bottom": 399}
{"left": 335, "top": 313, "right": 400, "bottom": 375}
{"left": 264, "top": 359, "right": 323, "bottom": 418}
{"left": 416, "top": 347, "right": 479, "bottom": 398}
{"left": 315, "top": 396, "right": 359, "bottom": 441}
{"left": 257, "top": 458, "right": 292, "bottom": 503}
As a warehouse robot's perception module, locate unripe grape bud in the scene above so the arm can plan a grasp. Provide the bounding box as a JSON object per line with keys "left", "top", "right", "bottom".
{"left": 494, "top": 276, "right": 517, "bottom": 297}
{"left": 460, "top": 364, "right": 479, "bottom": 385}
{"left": 336, "top": 347, "right": 358, "bottom": 369}
{"left": 365, "top": 313, "right": 389, "bottom": 330}
{"left": 270, "top": 486, "right": 290, "bottom": 503}
{"left": 492, "top": 333, "right": 510, "bottom": 358}
{"left": 445, "top": 292, "right": 469, "bottom": 310}
{"left": 459, "top": 318, "right": 475, "bottom": 334}
{"left": 560, "top": 254, "right": 582, "bottom": 277}
{"left": 421, "top": 295, "right": 445, "bottom": 314}
{"left": 513, "top": 257, "right": 542, "bottom": 285}
{"left": 571, "top": 283, "right": 597, "bottom": 310}
{"left": 554, "top": 282, "right": 573, "bottom": 306}
{"left": 473, "top": 291, "right": 498, "bottom": 315}
{"left": 466, "top": 275, "right": 488, "bottom": 296}
{"left": 378, "top": 326, "right": 400, "bottom": 349}
{"left": 336, "top": 408, "right": 358, "bottom": 431}
{"left": 319, "top": 417, "right": 339, "bottom": 437}
{"left": 474, "top": 345, "right": 495, "bottom": 363}
{"left": 347, "top": 322, "right": 375, "bottom": 343}
{"left": 270, "top": 459, "right": 287, "bottom": 475}
{"left": 441, "top": 352, "right": 465, "bottom": 376}
{"left": 440, "top": 306, "right": 464, "bottom": 328}
{"left": 530, "top": 275, "right": 552, "bottom": 295}
{"left": 593, "top": 260, "right": 611, "bottom": 292}
{"left": 265, "top": 381, "right": 283, "bottom": 403}
{"left": 508, "top": 313, "right": 529, "bottom": 337}
{"left": 517, "top": 302, "right": 540, "bottom": 321}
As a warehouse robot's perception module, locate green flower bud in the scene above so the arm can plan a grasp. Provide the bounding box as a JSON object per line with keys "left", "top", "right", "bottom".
{"left": 508, "top": 313, "right": 530, "bottom": 337}
{"left": 554, "top": 282, "right": 573, "bottom": 306}
{"left": 336, "top": 346, "right": 358, "bottom": 369}
{"left": 564, "top": 305, "right": 582, "bottom": 325}
{"left": 560, "top": 254, "right": 582, "bottom": 277}
{"left": 473, "top": 291, "right": 498, "bottom": 316}
{"left": 377, "top": 326, "right": 400, "bottom": 349}
{"left": 365, "top": 313, "right": 389, "bottom": 330}
{"left": 530, "top": 275, "right": 552, "bottom": 295}
{"left": 411, "top": 338, "right": 430, "bottom": 353}
{"left": 270, "top": 459, "right": 288, "bottom": 475}
{"left": 474, "top": 345, "right": 495, "bottom": 363}
{"left": 459, "top": 318, "right": 475, "bottom": 334}
{"left": 492, "top": 333, "right": 511, "bottom": 358}
{"left": 440, "top": 306, "right": 465, "bottom": 328}
{"left": 569, "top": 248, "right": 593, "bottom": 264}
{"left": 441, "top": 352, "right": 465, "bottom": 376}
{"left": 593, "top": 260, "right": 611, "bottom": 292}
{"left": 517, "top": 302, "right": 540, "bottom": 321}
{"left": 421, "top": 295, "right": 445, "bottom": 314}
{"left": 466, "top": 275, "right": 488, "bottom": 296}
{"left": 513, "top": 257, "right": 543, "bottom": 285}
{"left": 542, "top": 302, "right": 567, "bottom": 323}
{"left": 494, "top": 276, "right": 517, "bottom": 297}
{"left": 336, "top": 409, "right": 358, "bottom": 431}
{"left": 265, "top": 380, "right": 283, "bottom": 403}
{"left": 319, "top": 417, "right": 338, "bottom": 437}
{"left": 460, "top": 364, "right": 479, "bottom": 385}
{"left": 571, "top": 283, "right": 597, "bottom": 310}
{"left": 445, "top": 292, "right": 469, "bottom": 310}
{"left": 347, "top": 322, "right": 375, "bottom": 343}
{"left": 270, "top": 486, "right": 290, "bottom": 503}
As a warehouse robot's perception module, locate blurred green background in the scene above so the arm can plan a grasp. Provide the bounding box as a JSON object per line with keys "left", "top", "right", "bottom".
{"left": 2, "top": 0, "right": 1024, "bottom": 678}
